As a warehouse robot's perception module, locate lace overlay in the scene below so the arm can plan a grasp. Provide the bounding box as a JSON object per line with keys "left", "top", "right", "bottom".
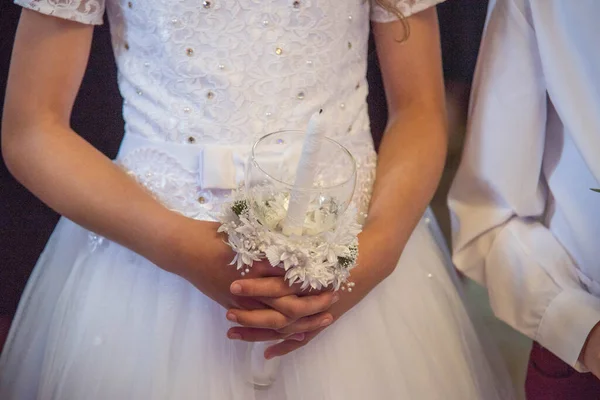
{"left": 370, "top": 0, "right": 445, "bottom": 22}
{"left": 15, "top": 0, "right": 105, "bottom": 24}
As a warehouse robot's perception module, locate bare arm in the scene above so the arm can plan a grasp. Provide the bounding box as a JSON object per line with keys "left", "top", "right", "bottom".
{"left": 362, "top": 8, "right": 447, "bottom": 282}
{"left": 2, "top": 11, "right": 199, "bottom": 272}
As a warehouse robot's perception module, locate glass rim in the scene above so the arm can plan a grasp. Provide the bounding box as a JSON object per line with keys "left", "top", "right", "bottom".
{"left": 250, "top": 129, "right": 357, "bottom": 192}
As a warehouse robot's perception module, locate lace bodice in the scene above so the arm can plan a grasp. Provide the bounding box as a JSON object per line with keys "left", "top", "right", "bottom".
{"left": 16, "top": 0, "right": 443, "bottom": 223}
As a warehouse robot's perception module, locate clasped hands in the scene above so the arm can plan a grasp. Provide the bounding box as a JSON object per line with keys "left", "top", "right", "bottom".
{"left": 175, "top": 220, "right": 366, "bottom": 360}
{"left": 224, "top": 261, "right": 340, "bottom": 359}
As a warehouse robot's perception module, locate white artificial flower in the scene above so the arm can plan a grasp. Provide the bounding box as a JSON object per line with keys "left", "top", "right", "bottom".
{"left": 216, "top": 194, "right": 362, "bottom": 291}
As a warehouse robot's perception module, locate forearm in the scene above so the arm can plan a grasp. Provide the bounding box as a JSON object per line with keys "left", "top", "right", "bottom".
{"left": 363, "top": 105, "right": 447, "bottom": 277}
{"left": 452, "top": 205, "right": 600, "bottom": 369}
{"left": 2, "top": 122, "right": 185, "bottom": 272}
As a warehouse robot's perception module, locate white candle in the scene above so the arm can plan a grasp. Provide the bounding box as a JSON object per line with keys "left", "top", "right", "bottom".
{"left": 283, "top": 109, "right": 326, "bottom": 236}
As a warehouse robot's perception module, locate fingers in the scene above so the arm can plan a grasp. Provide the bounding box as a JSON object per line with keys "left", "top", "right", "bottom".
{"left": 274, "top": 312, "right": 333, "bottom": 335}
{"left": 227, "top": 291, "right": 337, "bottom": 329}
{"left": 226, "top": 327, "right": 306, "bottom": 343}
{"left": 227, "top": 312, "right": 331, "bottom": 343}
{"left": 264, "top": 329, "right": 324, "bottom": 359}
{"left": 262, "top": 292, "right": 338, "bottom": 321}
{"left": 232, "top": 297, "right": 267, "bottom": 311}
{"left": 230, "top": 277, "right": 301, "bottom": 298}
{"left": 227, "top": 308, "right": 292, "bottom": 330}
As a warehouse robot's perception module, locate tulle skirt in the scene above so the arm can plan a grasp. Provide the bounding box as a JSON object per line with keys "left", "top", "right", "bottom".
{"left": 0, "top": 209, "right": 515, "bottom": 399}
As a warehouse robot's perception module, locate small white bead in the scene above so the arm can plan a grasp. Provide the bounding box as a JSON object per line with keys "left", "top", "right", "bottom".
{"left": 427, "top": 273, "right": 433, "bottom": 278}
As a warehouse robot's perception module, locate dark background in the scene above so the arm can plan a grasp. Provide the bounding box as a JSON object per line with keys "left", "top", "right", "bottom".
{"left": 0, "top": 0, "right": 488, "bottom": 348}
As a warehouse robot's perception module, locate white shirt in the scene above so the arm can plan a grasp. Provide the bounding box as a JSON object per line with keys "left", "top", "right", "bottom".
{"left": 449, "top": 0, "right": 600, "bottom": 370}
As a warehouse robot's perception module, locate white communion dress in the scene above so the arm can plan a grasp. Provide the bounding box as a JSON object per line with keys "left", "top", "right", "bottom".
{"left": 0, "top": 0, "right": 515, "bottom": 398}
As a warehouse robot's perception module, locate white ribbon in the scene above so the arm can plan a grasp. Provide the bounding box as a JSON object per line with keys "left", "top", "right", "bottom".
{"left": 118, "top": 133, "right": 298, "bottom": 191}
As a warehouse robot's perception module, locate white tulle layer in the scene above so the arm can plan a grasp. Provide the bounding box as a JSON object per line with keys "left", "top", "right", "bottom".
{"left": 0, "top": 210, "right": 515, "bottom": 400}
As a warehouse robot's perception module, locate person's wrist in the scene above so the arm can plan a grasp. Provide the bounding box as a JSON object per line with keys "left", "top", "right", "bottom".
{"left": 141, "top": 212, "right": 207, "bottom": 277}
{"left": 580, "top": 321, "right": 600, "bottom": 375}
{"left": 349, "top": 226, "right": 401, "bottom": 294}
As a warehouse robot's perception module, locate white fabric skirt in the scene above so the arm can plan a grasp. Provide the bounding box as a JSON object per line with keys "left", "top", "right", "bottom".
{"left": 0, "top": 208, "right": 515, "bottom": 399}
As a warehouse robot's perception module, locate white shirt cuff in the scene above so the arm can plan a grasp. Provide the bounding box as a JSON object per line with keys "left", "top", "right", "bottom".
{"left": 537, "top": 289, "right": 600, "bottom": 371}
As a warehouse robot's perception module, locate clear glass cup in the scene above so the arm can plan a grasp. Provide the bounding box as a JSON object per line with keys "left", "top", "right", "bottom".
{"left": 246, "top": 130, "right": 357, "bottom": 237}
{"left": 243, "top": 130, "right": 357, "bottom": 387}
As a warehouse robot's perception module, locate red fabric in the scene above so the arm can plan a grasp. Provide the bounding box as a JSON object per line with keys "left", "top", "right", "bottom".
{"left": 526, "top": 342, "right": 600, "bottom": 399}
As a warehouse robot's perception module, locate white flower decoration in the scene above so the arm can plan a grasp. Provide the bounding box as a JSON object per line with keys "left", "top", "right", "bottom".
{"left": 216, "top": 189, "right": 361, "bottom": 291}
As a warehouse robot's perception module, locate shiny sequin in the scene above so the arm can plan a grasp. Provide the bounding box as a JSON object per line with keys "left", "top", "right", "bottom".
{"left": 292, "top": 0, "right": 301, "bottom": 9}
{"left": 265, "top": 111, "right": 272, "bottom": 117}
{"left": 183, "top": 107, "right": 191, "bottom": 114}
{"left": 276, "top": 139, "right": 285, "bottom": 144}
{"left": 206, "top": 91, "right": 215, "bottom": 100}
{"left": 297, "top": 91, "right": 305, "bottom": 100}
{"left": 340, "top": 103, "right": 345, "bottom": 109}
{"left": 275, "top": 47, "right": 283, "bottom": 55}
{"left": 187, "top": 136, "right": 196, "bottom": 144}
{"left": 127, "top": 1, "right": 132, "bottom": 8}
{"left": 262, "top": 19, "right": 269, "bottom": 26}
{"left": 186, "top": 48, "right": 194, "bottom": 56}
{"left": 198, "top": 196, "right": 206, "bottom": 204}
{"left": 218, "top": 64, "right": 225, "bottom": 70}
{"left": 348, "top": 15, "right": 353, "bottom": 21}
{"left": 136, "top": 89, "right": 143, "bottom": 95}
{"left": 124, "top": 42, "right": 130, "bottom": 50}
{"left": 203, "top": 0, "right": 211, "bottom": 8}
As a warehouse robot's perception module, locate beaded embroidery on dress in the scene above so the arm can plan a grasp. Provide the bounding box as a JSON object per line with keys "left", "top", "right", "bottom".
{"left": 0, "top": 1, "right": 515, "bottom": 399}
